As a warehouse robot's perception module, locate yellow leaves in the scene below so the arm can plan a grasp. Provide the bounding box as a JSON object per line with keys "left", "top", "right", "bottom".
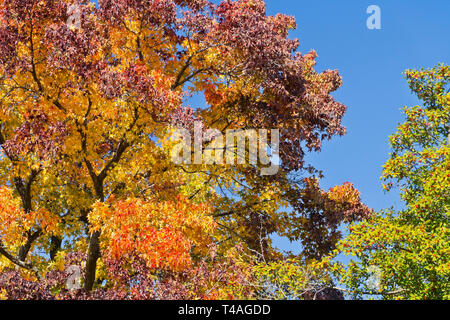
{"left": 0, "top": 288, "right": 7, "bottom": 300}
{"left": 48, "top": 251, "right": 67, "bottom": 272}
{"left": 88, "top": 202, "right": 110, "bottom": 234}
{"left": 89, "top": 195, "right": 216, "bottom": 272}
{"left": 253, "top": 257, "right": 333, "bottom": 299}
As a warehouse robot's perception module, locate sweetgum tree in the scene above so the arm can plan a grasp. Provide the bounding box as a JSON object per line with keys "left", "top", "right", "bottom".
{"left": 337, "top": 64, "right": 449, "bottom": 300}
{"left": 0, "top": 0, "right": 370, "bottom": 299}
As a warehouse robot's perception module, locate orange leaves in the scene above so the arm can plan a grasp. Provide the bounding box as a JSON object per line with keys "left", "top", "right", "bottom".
{"left": 325, "top": 182, "right": 372, "bottom": 223}
{"left": 302, "top": 178, "right": 366, "bottom": 212}
{"left": 0, "top": 186, "right": 23, "bottom": 246}
{"left": 89, "top": 195, "right": 215, "bottom": 272}
{"left": 28, "top": 208, "right": 60, "bottom": 235}
{"left": 0, "top": 186, "right": 59, "bottom": 247}
{"left": 328, "top": 182, "right": 362, "bottom": 207}
{"left": 204, "top": 84, "right": 225, "bottom": 106}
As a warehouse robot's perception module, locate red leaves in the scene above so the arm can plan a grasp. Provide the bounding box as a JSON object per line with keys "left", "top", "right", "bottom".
{"left": 0, "top": 24, "right": 20, "bottom": 75}
{"left": 98, "top": 63, "right": 182, "bottom": 121}
{"left": 182, "top": 0, "right": 348, "bottom": 172}
{"left": 98, "top": 244, "right": 253, "bottom": 300}
{"left": 286, "top": 178, "right": 373, "bottom": 259}
{"left": 212, "top": 0, "right": 299, "bottom": 83}
{"left": 44, "top": 4, "right": 104, "bottom": 82}
{"left": 0, "top": 270, "right": 54, "bottom": 300}
{"left": 98, "top": 0, "right": 178, "bottom": 26}
{"left": 3, "top": 108, "right": 67, "bottom": 161}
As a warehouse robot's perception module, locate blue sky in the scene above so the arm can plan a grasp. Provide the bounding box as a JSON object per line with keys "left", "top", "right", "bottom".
{"left": 259, "top": 0, "right": 450, "bottom": 251}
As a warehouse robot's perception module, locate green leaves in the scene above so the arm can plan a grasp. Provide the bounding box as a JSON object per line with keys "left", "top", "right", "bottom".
{"left": 337, "top": 64, "right": 450, "bottom": 300}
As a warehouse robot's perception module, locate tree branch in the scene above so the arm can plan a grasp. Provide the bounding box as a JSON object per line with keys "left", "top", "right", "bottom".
{"left": 0, "top": 241, "right": 43, "bottom": 281}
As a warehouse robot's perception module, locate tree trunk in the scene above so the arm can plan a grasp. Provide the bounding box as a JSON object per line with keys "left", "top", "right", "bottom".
{"left": 84, "top": 230, "right": 101, "bottom": 291}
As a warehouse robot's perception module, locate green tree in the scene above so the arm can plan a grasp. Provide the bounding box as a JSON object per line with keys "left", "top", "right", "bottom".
{"left": 336, "top": 64, "right": 450, "bottom": 300}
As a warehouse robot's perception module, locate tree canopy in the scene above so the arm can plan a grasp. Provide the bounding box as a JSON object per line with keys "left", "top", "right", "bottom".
{"left": 0, "top": 0, "right": 447, "bottom": 301}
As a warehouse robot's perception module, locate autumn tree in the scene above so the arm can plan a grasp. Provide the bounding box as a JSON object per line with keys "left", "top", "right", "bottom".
{"left": 0, "top": 0, "right": 370, "bottom": 299}
{"left": 336, "top": 64, "right": 449, "bottom": 300}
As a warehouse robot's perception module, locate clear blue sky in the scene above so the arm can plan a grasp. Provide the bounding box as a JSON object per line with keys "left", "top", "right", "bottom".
{"left": 259, "top": 0, "right": 450, "bottom": 251}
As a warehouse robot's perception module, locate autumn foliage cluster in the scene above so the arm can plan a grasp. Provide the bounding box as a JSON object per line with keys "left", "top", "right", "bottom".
{"left": 0, "top": 0, "right": 447, "bottom": 300}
